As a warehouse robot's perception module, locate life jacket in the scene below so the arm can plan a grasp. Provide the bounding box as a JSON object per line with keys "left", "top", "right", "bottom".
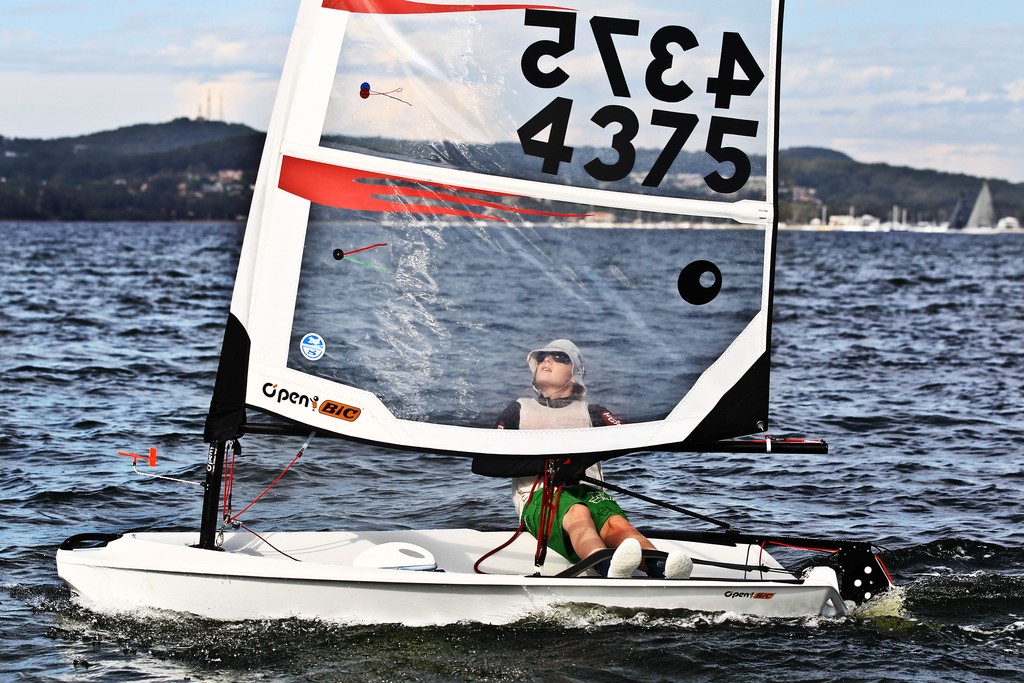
{"left": 511, "top": 397, "right": 603, "bottom": 516}
{"left": 516, "top": 397, "right": 591, "bottom": 429}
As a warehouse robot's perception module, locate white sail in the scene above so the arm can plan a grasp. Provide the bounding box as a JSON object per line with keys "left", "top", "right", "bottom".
{"left": 966, "top": 181, "right": 995, "bottom": 228}
{"left": 215, "top": 0, "right": 785, "bottom": 457}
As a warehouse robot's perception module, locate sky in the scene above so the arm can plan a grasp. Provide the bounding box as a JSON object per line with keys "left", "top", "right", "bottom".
{"left": 3, "top": 0, "right": 1024, "bottom": 182}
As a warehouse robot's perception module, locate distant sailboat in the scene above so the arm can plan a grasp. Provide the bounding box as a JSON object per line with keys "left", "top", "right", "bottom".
{"left": 966, "top": 181, "right": 995, "bottom": 229}
{"left": 947, "top": 193, "right": 968, "bottom": 230}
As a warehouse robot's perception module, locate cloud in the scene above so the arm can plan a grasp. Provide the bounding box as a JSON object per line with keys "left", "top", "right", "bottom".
{"left": 779, "top": 6, "right": 1024, "bottom": 182}
{"left": 0, "top": 68, "right": 280, "bottom": 139}
{"left": 837, "top": 138, "right": 1015, "bottom": 185}
{"left": 154, "top": 36, "right": 252, "bottom": 69}
{"left": 0, "top": 2, "right": 291, "bottom": 138}
{"left": 5, "top": 0, "right": 1024, "bottom": 182}
{"left": 2, "top": 70, "right": 182, "bottom": 138}
{"left": 171, "top": 72, "right": 280, "bottom": 127}
{"left": 1004, "top": 79, "right": 1024, "bottom": 103}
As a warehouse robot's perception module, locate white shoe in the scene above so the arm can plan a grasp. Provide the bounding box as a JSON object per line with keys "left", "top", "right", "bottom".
{"left": 664, "top": 550, "right": 693, "bottom": 580}
{"left": 607, "top": 538, "right": 642, "bottom": 578}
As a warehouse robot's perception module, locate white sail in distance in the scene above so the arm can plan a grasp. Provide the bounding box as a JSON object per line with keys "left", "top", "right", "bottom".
{"left": 966, "top": 181, "right": 995, "bottom": 228}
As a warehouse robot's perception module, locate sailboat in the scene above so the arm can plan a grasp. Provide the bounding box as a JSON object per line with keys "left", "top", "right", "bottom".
{"left": 965, "top": 181, "right": 995, "bottom": 229}
{"left": 57, "top": 0, "right": 892, "bottom": 625}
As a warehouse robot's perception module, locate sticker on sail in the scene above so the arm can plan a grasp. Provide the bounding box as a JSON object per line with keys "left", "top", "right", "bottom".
{"left": 319, "top": 400, "right": 362, "bottom": 422}
{"left": 300, "top": 333, "right": 326, "bottom": 361}
{"left": 678, "top": 260, "right": 723, "bottom": 305}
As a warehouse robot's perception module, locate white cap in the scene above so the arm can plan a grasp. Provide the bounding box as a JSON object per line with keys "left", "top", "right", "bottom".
{"left": 527, "top": 339, "right": 586, "bottom": 396}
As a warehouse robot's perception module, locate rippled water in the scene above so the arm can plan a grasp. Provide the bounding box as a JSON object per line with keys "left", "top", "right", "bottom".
{"left": 1, "top": 222, "right": 1022, "bottom": 681}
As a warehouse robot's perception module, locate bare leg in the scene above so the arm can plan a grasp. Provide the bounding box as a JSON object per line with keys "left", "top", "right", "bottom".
{"left": 562, "top": 503, "right": 607, "bottom": 559}
{"left": 598, "top": 515, "right": 656, "bottom": 551}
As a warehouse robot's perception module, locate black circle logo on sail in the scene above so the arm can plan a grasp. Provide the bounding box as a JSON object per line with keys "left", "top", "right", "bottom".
{"left": 678, "top": 260, "right": 722, "bottom": 305}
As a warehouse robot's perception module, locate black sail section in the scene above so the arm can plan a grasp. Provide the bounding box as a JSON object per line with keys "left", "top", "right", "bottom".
{"left": 687, "top": 352, "right": 770, "bottom": 443}
{"left": 204, "top": 313, "right": 250, "bottom": 442}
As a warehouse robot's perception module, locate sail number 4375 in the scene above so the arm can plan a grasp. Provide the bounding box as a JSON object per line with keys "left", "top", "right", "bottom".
{"left": 517, "top": 10, "right": 765, "bottom": 194}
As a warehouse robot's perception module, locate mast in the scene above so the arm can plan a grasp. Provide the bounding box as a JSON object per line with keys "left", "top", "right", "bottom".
{"left": 197, "top": 441, "right": 227, "bottom": 550}
{"left": 198, "top": 314, "right": 250, "bottom": 549}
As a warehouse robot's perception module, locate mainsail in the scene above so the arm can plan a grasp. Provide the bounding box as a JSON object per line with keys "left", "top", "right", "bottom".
{"left": 206, "top": 0, "right": 786, "bottom": 457}
{"left": 966, "top": 181, "right": 995, "bottom": 229}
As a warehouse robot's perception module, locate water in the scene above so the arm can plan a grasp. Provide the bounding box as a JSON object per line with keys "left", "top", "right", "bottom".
{"left": 2, "top": 222, "right": 1023, "bottom": 681}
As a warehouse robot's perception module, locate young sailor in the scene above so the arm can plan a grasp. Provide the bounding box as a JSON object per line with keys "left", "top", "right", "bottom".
{"left": 474, "top": 339, "right": 691, "bottom": 579}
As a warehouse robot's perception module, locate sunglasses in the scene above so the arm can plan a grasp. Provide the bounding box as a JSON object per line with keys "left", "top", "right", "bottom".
{"left": 535, "top": 351, "right": 572, "bottom": 365}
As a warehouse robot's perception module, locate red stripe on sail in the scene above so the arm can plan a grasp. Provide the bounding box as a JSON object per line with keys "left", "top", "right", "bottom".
{"left": 278, "top": 155, "right": 587, "bottom": 221}
{"left": 322, "top": 0, "right": 573, "bottom": 14}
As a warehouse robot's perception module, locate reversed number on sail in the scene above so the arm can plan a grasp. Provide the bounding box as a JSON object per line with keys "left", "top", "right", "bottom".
{"left": 517, "top": 9, "right": 764, "bottom": 193}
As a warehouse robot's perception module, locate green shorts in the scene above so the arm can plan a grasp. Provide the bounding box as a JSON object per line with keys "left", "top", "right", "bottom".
{"left": 521, "top": 484, "right": 627, "bottom": 563}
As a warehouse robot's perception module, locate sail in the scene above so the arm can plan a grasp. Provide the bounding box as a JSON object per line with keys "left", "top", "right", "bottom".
{"left": 207, "top": 0, "right": 785, "bottom": 457}
{"left": 947, "top": 193, "right": 968, "bottom": 230}
{"left": 966, "top": 181, "right": 995, "bottom": 228}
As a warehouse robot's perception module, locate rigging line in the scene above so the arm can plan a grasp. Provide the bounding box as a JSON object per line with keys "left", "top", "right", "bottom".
{"left": 222, "top": 440, "right": 238, "bottom": 522}
{"left": 478, "top": 473, "right": 545, "bottom": 574}
{"left": 474, "top": 521, "right": 525, "bottom": 575}
{"left": 766, "top": 540, "right": 841, "bottom": 554}
{"left": 535, "top": 463, "right": 561, "bottom": 567}
{"left": 131, "top": 462, "right": 203, "bottom": 488}
{"left": 239, "top": 523, "right": 300, "bottom": 562}
{"left": 227, "top": 432, "right": 315, "bottom": 524}
{"left": 580, "top": 475, "right": 734, "bottom": 531}
{"left": 690, "top": 556, "right": 793, "bottom": 575}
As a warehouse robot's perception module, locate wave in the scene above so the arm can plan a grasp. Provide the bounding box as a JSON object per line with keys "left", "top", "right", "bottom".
{"left": 18, "top": 575, "right": 1019, "bottom": 683}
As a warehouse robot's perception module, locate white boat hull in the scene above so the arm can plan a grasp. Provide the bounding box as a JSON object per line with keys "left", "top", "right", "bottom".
{"left": 57, "top": 529, "right": 848, "bottom": 625}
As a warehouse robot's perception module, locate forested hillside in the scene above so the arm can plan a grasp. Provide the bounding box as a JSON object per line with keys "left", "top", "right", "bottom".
{"left": 0, "top": 119, "right": 262, "bottom": 220}
{"left": 2, "top": 119, "right": 1021, "bottom": 223}
{"left": 778, "top": 147, "right": 1023, "bottom": 225}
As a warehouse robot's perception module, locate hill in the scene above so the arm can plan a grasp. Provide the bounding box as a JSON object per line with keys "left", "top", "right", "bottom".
{"left": 66, "top": 119, "right": 257, "bottom": 156}
{"left": 778, "top": 147, "right": 1024, "bottom": 225}
{"left": 0, "top": 119, "right": 263, "bottom": 221}
{"left": 780, "top": 147, "right": 854, "bottom": 163}
{"left": 1, "top": 120, "right": 1021, "bottom": 223}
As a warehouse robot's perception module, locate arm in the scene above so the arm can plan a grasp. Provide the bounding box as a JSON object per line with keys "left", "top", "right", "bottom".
{"left": 494, "top": 400, "right": 521, "bottom": 430}
{"left": 589, "top": 404, "right": 623, "bottom": 426}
